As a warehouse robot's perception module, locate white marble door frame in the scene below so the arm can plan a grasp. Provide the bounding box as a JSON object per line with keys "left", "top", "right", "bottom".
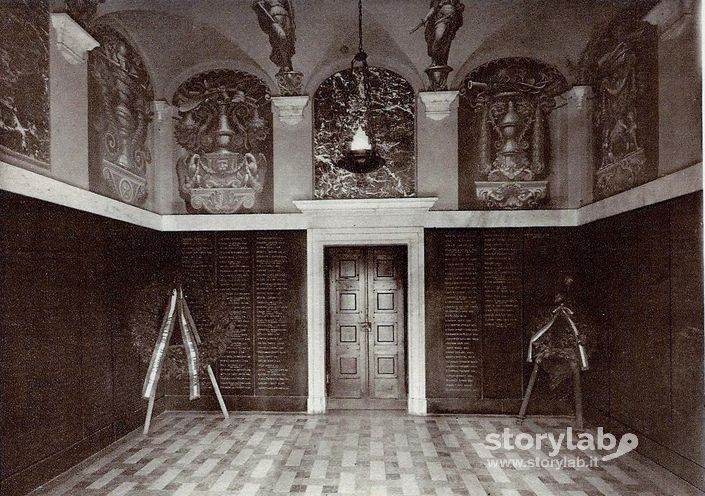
{"left": 295, "top": 198, "right": 436, "bottom": 415}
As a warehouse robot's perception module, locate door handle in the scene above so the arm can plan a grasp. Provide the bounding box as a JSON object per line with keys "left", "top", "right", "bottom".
{"left": 361, "top": 321, "right": 372, "bottom": 333}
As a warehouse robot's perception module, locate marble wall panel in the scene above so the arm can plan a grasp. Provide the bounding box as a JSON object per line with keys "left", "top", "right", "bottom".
{"left": 314, "top": 67, "right": 415, "bottom": 199}
{"left": 170, "top": 231, "right": 307, "bottom": 409}
{"left": 425, "top": 228, "right": 578, "bottom": 414}
{"left": 669, "top": 193, "right": 704, "bottom": 466}
{"left": 0, "top": 0, "right": 50, "bottom": 167}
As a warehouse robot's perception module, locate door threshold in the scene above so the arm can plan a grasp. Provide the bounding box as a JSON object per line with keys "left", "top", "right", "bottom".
{"left": 327, "top": 398, "right": 406, "bottom": 410}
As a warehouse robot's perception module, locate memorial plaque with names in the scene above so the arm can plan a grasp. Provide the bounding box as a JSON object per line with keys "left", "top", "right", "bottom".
{"left": 482, "top": 230, "right": 523, "bottom": 398}
{"left": 216, "top": 234, "right": 254, "bottom": 394}
{"left": 179, "top": 234, "right": 217, "bottom": 392}
{"left": 180, "top": 234, "right": 215, "bottom": 332}
{"left": 442, "top": 231, "right": 482, "bottom": 397}
{"left": 254, "top": 234, "right": 291, "bottom": 394}
{"left": 177, "top": 231, "right": 307, "bottom": 403}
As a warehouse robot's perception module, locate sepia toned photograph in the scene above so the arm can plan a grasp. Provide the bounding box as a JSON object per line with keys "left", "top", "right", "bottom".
{"left": 0, "top": 1, "right": 702, "bottom": 495}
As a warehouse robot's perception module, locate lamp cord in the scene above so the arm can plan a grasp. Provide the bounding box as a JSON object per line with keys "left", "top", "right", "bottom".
{"left": 358, "top": 0, "right": 363, "bottom": 54}
{"left": 354, "top": 0, "right": 376, "bottom": 143}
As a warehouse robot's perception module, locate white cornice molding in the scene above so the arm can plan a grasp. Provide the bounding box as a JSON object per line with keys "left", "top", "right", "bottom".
{"left": 418, "top": 91, "right": 459, "bottom": 121}
{"left": 426, "top": 209, "right": 579, "bottom": 228}
{"left": 294, "top": 198, "right": 438, "bottom": 213}
{"left": 161, "top": 213, "right": 306, "bottom": 231}
{"left": 294, "top": 198, "right": 438, "bottom": 228}
{"left": 51, "top": 13, "right": 99, "bottom": 65}
{"left": 0, "top": 160, "right": 161, "bottom": 229}
{"left": 577, "top": 162, "right": 702, "bottom": 225}
{"left": 271, "top": 96, "right": 310, "bottom": 125}
{"left": 1, "top": 161, "right": 700, "bottom": 232}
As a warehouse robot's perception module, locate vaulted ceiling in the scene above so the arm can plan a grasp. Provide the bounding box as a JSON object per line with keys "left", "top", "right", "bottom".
{"left": 70, "top": 0, "right": 656, "bottom": 99}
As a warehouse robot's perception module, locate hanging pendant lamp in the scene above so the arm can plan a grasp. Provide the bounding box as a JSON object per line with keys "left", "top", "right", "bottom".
{"left": 337, "top": 0, "right": 384, "bottom": 173}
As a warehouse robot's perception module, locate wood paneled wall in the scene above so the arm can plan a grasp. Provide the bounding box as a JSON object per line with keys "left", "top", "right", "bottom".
{"left": 0, "top": 191, "right": 174, "bottom": 496}
{"left": 580, "top": 192, "right": 704, "bottom": 490}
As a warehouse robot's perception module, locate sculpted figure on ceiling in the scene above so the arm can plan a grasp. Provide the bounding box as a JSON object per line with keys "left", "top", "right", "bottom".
{"left": 422, "top": 0, "right": 465, "bottom": 67}
{"left": 252, "top": 0, "right": 296, "bottom": 73}
{"left": 252, "top": 0, "right": 303, "bottom": 95}
{"left": 411, "top": 0, "right": 465, "bottom": 90}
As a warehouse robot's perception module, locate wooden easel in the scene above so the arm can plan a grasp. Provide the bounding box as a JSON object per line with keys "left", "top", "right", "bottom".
{"left": 519, "top": 304, "right": 588, "bottom": 429}
{"left": 142, "top": 287, "right": 229, "bottom": 435}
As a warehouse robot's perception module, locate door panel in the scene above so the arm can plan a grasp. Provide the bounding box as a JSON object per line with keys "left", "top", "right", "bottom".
{"left": 328, "top": 246, "right": 406, "bottom": 407}
{"left": 368, "top": 247, "right": 406, "bottom": 401}
{"left": 329, "top": 248, "right": 367, "bottom": 399}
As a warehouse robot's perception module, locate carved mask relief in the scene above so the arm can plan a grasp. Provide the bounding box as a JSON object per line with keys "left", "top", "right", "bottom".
{"left": 314, "top": 66, "right": 415, "bottom": 199}
{"left": 588, "top": 21, "right": 658, "bottom": 199}
{"left": 461, "top": 58, "right": 567, "bottom": 209}
{"left": 173, "top": 70, "right": 272, "bottom": 214}
{"left": 88, "top": 27, "right": 153, "bottom": 206}
{"left": 0, "top": 0, "right": 50, "bottom": 167}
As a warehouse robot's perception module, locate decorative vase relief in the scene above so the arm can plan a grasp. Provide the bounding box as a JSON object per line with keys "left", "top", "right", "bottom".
{"left": 173, "top": 70, "right": 272, "bottom": 214}
{"left": 0, "top": 0, "right": 50, "bottom": 167}
{"left": 88, "top": 27, "right": 153, "bottom": 206}
{"left": 584, "top": 20, "right": 658, "bottom": 200}
{"left": 314, "top": 67, "right": 415, "bottom": 199}
{"left": 461, "top": 58, "right": 567, "bottom": 209}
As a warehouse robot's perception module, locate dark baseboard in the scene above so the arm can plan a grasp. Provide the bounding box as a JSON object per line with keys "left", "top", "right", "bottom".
{"left": 427, "top": 397, "right": 574, "bottom": 415}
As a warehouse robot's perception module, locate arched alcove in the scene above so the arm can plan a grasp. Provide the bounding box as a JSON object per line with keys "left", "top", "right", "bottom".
{"left": 313, "top": 66, "right": 416, "bottom": 199}
{"left": 171, "top": 69, "right": 273, "bottom": 214}
{"left": 458, "top": 57, "right": 568, "bottom": 210}
{"left": 87, "top": 26, "right": 154, "bottom": 206}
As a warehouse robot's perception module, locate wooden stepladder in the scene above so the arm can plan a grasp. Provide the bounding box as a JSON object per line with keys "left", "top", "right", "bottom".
{"left": 519, "top": 303, "right": 589, "bottom": 429}
{"left": 142, "top": 287, "right": 229, "bottom": 434}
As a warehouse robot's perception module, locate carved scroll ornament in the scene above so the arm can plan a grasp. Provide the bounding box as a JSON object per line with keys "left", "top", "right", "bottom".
{"left": 89, "top": 27, "right": 153, "bottom": 205}
{"left": 173, "top": 70, "right": 271, "bottom": 214}
{"left": 462, "top": 58, "right": 567, "bottom": 209}
{"left": 592, "top": 25, "right": 655, "bottom": 198}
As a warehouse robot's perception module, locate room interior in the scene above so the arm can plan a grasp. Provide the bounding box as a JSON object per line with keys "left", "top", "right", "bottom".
{"left": 0, "top": 0, "right": 702, "bottom": 495}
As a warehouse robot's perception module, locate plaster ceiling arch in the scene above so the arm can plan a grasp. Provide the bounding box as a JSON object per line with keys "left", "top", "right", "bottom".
{"left": 303, "top": 5, "right": 424, "bottom": 95}
{"left": 90, "top": 14, "right": 160, "bottom": 93}
{"left": 450, "top": 0, "right": 636, "bottom": 89}
{"left": 89, "top": 0, "right": 656, "bottom": 97}
{"left": 95, "top": 9, "right": 274, "bottom": 100}
{"left": 94, "top": 0, "right": 293, "bottom": 93}
{"left": 305, "top": 56, "right": 423, "bottom": 97}
{"left": 291, "top": 2, "right": 424, "bottom": 94}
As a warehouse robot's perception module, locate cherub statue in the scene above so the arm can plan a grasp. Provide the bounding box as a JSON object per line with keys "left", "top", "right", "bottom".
{"left": 252, "top": 0, "right": 296, "bottom": 74}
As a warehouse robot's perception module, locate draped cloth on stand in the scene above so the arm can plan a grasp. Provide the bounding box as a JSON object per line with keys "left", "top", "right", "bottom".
{"left": 141, "top": 286, "right": 228, "bottom": 434}
{"left": 142, "top": 287, "right": 201, "bottom": 401}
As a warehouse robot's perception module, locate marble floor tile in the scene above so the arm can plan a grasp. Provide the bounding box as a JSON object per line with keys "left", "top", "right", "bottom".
{"left": 27, "top": 411, "right": 704, "bottom": 496}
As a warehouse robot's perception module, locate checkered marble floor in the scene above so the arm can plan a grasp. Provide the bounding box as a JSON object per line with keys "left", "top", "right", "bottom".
{"left": 29, "top": 411, "right": 703, "bottom": 496}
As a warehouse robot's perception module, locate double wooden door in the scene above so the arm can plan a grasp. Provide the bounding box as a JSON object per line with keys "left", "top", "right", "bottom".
{"left": 327, "top": 246, "right": 406, "bottom": 409}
